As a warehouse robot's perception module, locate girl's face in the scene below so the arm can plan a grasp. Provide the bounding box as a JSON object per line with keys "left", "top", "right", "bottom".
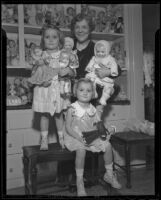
{"left": 76, "top": 82, "right": 93, "bottom": 103}
{"left": 44, "top": 29, "right": 59, "bottom": 51}
{"left": 74, "top": 19, "right": 90, "bottom": 43}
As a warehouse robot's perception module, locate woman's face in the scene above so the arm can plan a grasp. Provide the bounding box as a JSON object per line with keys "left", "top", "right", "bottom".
{"left": 74, "top": 19, "right": 90, "bottom": 43}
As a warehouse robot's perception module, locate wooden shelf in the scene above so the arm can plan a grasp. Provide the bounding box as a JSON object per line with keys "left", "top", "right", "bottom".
{"left": 2, "top": 23, "right": 18, "bottom": 33}
{"left": 23, "top": 25, "right": 124, "bottom": 41}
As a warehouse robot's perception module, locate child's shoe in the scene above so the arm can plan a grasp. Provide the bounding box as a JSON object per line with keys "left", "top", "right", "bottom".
{"left": 103, "top": 171, "right": 122, "bottom": 189}
{"left": 76, "top": 177, "right": 87, "bottom": 196}
{"left": 40, "top": 136, "right": 48, "bottom": 150}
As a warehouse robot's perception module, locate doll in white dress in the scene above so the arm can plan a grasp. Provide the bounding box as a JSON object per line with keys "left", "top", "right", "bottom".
{"left": 85, "top": 40, "right": 118, "bottom": 105}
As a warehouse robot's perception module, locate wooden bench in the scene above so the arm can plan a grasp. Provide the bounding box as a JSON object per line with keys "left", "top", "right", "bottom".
{"left": 22, "top": 143, "right": 112, "bottom": 195}
{"left": 110, "top": 131, "right": 154, "bottom": 188}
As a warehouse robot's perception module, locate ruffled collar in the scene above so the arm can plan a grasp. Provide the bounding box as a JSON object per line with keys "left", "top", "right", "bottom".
{"left": 71, "top": 101, "right": 96, "bottom": 118}
{"left": 43, "top": 50, "right": 60, "bottom": 59}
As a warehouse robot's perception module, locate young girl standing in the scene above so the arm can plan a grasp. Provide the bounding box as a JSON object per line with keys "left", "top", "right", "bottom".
{"left": 63, "top": 78, "right": 121, "bottom": 196}
{"left": 32, "top": 24, "right": 74, "bottom": 150}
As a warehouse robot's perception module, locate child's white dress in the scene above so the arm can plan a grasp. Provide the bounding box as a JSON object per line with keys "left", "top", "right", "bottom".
{"left": 32, "top": 51, "right": 70, "bottom": 115}
{"left": 64, "top": 101, "right": 110, "bottom": 152}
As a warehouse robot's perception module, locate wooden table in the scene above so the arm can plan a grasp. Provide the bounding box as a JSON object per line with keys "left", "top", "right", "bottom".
{"left": 110, "top": 131, "right": 154, "bottom": 188}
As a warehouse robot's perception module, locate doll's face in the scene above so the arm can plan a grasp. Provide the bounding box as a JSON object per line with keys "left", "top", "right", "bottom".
{"left": 64, "top": 41, "right": 73, "bottom": 51}
{"left": 95, "top": 44, "right": 106, "bottom": 58}
{"left": 34, "top": 47, "right": 42, "bottom": 57}
{"left": 59, "top": 52, "right": 70, "bottom": 67}
{"left": 9, "top": 40, "right": 16, "bottom": 48}
{"left": 67, "top": 7, "right": 74, "bottom": 16}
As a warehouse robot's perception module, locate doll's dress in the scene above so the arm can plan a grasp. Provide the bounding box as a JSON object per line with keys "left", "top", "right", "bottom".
{"left": 64, "top": 101, "right": 110, "bottom": 152}
{"left": 33, "top": 51, "right": 70, "bottom": 115}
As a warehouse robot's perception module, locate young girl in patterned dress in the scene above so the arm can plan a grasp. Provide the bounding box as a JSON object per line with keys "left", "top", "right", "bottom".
{"left": 32, "top": 24, "right": 75, "bottom": 150}
{"left": 63, "top": 78, "right": 121, "bottom": 196}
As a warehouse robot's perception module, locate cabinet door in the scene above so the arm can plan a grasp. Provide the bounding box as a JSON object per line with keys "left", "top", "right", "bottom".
{"left": 23, "top": 128, "right": 40, "bottom": 146}
{"left": 7, "top": 154, "right": 23, "bottom": 179}
{"left": 7, "top": 110, "right": 33, "bottom": 129}
{"left": 7, "top": 130, "right": 23, "bottom": 155}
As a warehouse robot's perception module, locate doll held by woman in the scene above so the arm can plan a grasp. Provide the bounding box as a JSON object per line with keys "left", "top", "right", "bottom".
{"left": 85, "top": 40, "right": 118, "bottom": 106}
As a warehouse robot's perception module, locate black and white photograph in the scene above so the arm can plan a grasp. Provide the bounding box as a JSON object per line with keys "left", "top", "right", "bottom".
{"left": 1, "top": 3, "right": 159, "bottom": 198}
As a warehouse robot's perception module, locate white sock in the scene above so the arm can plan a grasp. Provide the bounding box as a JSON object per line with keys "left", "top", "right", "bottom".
{"left": 76, "top": 168, "right": 84, "bottom": 178}
{"left": 58, "top": 130, "right": 63, "bottom": 138}
{"left": 41, "top": 131, "right": 48, "bottom": 138}
{"left": 105, "top": 163, "right": 113, "bottom": 173}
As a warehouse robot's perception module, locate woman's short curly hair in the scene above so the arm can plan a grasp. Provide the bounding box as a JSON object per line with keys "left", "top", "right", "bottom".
{"left": 73, "top": 78, "right": 96, "bottom": 99}
{"left": 70, "top": 13, "right": 95, "bottom": 39}
{"left": 40, "top": 24, "right": 64, "bottom": 50}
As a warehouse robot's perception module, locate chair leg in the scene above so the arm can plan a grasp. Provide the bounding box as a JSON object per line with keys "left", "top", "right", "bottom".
{"left": 23, "top": 156, "right": 30, "bottom": 195}
{"left": 124, "top": 144, "right": 131, "bottom": 188}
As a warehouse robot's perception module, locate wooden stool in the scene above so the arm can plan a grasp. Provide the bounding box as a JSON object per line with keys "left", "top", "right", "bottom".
{"left": 22, "top": 143, "right": 112, "bottom": 195}
{"left": 110, "top": 131, "right": 154, "bottom": 188}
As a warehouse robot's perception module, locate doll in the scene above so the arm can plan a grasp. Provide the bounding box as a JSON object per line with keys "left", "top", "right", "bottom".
{"left": 35, "top": 4, "right": 44, "bottom": 26}
{"left": 59, "top": 49, "right": 74, "bottom": 97}
{"left": 6, "top": 4, "right": 15, "bottom": 24}
{"left": 65, "top": 7, "right": 75, "bottom": 28}
{"left": 8, "top": 39, "right": 19, "bottom": 66}
{"left": 63, "top": 37, "right": 79, "bottom": 69}
{"left": 85, "top": 40, "right": 118, "bottom": 105}
{"left": 27, "top": 46, "right": 59, "bottom": 85}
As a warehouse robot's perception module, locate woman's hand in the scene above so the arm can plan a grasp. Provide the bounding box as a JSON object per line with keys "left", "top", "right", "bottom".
{"left": 59, "top": 67, "right": 75, "bottom": 77}
{"left": 95, "top": 67, "right": 111, "bottom": 79}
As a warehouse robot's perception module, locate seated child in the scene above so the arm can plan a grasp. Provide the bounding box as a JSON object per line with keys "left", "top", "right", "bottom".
{"left": 85, "top": 40, "right": 118, "bottom": 105}
{"left": 63, "top": 78, "right": 121, "bottom": 196}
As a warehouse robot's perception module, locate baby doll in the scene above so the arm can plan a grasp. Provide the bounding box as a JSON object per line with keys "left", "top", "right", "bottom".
{"left": 59, "top": 37, "right": 79, "bottom": 96}
{"left": 35, "top": 4, "right": 44, "bottom": 26}
{"left": 85, "top": 40, "right": 118, "bottom": 105}
{"left": 63, "top": 37, "right": 79, "bottom": 68}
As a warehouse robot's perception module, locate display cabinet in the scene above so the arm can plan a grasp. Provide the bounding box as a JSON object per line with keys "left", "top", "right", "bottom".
{"left": 3, "top": 4, "right": 145, "bottom": 190}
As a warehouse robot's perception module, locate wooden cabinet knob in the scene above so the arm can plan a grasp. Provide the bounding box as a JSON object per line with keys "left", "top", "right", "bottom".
{"left": 8, "top": 143, "right": 12, "bottom": 148}
{"left": 112, "top": 113, "right": 116, "bottom": 116}
{"left": 9, "top": 168, "right": 13, "bottom": 173}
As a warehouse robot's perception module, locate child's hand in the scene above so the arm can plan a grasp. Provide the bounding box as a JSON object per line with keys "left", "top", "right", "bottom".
{"left": 59, "top": 68, "right": 69, "bottom": 77}
{"left": 41, "top": 80, "right": 52, "bottom": 87}
{"left": 95, "top": 68, "right": 111, "bottom": 79}
{"left": 58, "top": 135, "right": 65, "bottom": 149}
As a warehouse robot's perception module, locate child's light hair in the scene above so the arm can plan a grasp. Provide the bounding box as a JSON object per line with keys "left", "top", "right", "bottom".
{"left": 40, "top": 24, "right": 64, "bottom": 50}
{"left": 73, "top": 78, "right": 96, "bottom": 99}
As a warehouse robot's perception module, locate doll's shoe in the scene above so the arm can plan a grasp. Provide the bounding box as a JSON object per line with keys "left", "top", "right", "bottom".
{"left": 76, "top": 177, "right": 87, "bottom": 196}
{"left": 104, "top": 171, "right": 122, "bottom": 189}
{"left": 99, "top": 98, "right": 107, "bottom": 106}
{"left": 40, "top": 136, "right": 48, "bottom": 150}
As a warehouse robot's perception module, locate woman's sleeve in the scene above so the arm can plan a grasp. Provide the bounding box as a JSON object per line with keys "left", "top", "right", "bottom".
{"left": 85, "top": 56, "right": 95, "bottom": 72}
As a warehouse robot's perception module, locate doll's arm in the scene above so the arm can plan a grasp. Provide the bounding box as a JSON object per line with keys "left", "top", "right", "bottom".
{"left": 65, "top": 107, "right": 85, "bottom": 143}
{"left": 109, "top": 56, "right": 118, "bottom": 77}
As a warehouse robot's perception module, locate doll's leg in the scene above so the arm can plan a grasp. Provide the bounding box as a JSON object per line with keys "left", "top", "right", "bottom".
{"left": 40, "top": 113, "right": 50, "bottom": 150}
{"left": 60, "top": 80, "right": 65, "bottom": 95}
{"left": 99, "top": 85, "right": 114, "bottom": 106}
{"left": 64, "top": 79, "right": 71, "bottom": 95}
{"left": 75, "top": 149, "right": 87, "bottom": 196}
{"left": 55, "top": 112, "right": 64, "bottom": 149}
{"left": 103, "top": 142, "right": 122, "bottom": 189}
